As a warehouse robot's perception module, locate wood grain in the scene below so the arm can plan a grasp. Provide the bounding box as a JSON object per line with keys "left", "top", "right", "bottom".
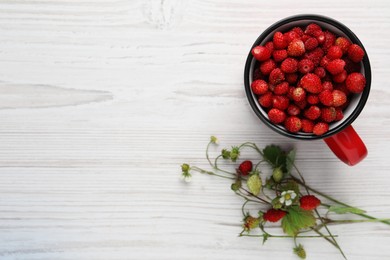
{"left": 0, "top": 0, "right": 389, "bottom": 259}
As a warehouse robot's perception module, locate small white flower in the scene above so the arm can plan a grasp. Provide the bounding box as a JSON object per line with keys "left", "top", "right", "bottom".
{"left": 181, "top": 172, "right": 192, "bottom": 183}
{"left": 279, "top": 190, "right": 297, "bottom": 206}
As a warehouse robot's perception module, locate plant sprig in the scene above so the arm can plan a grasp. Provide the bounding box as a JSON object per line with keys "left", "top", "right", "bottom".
{"left": 180, "top": 137, "right": 390, "bottom": 259}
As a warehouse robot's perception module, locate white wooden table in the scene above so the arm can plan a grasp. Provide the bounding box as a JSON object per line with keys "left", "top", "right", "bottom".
{"left": 0, "top": 1, "right": 389, "bottom": 259}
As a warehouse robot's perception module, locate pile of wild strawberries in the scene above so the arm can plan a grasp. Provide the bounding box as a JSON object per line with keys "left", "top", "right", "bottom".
{"left": 251, "top": 23, "right": 366, "bottom": 135}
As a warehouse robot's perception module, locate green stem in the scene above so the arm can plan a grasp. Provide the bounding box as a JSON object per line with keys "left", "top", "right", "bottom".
{"left": 190, "top": 166, "right": 235, "bottom": 180}
{"left": 240, "top": 233, "right": 338, "bottom": 238}
{"left": 235, "top": 191, "right": 263, "bottom": 204}
{"left": 214, "top": 155, "right": 236, "bottom": 175}
{"left": 240, "top": 187, "right": 272, "bottom": 205}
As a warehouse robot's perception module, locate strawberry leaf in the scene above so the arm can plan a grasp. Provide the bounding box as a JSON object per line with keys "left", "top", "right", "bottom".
{"left": 328, "top": 205, "right": 366, "bottom": 214}
{"left": 263, "top": 145, "right": 283, "bottom": 166}
{"left": 286, "top": 149, "right": 296, "bottom": 173}
{"left": 247, "top": 174, "right": 262, "bottom": 196}
{"left": 280, "top": 180, "right": 300, "bottom": 195}
{"left": 282, "top": 206, "right": 316, "bottom": 236}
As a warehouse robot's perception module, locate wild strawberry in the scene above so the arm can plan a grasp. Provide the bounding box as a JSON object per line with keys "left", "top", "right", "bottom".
{"left": 269, "top": 68, "right": 285, "bottom": 85}
{"left": 346, "top": 72, "right": 366, "bottom": 93}
{"left": 301, "top": 34, "right": 310, "bottom": 42}
{"left": 292, "top": 87, "right": 306, "bottom": 102}
{"left": 344, "top": 57, "right": 361, "bottom": 73}
{"left": 252, "top": 46, "right": 271, "bottom": 61}
{"left": 298, "top": 59, "right": 315, "bottom": 74}
{"left": 263, "top": 208, "right": 286, "bottom": 222}
{"left": 307, "top": 94, "right": 319, "bottom": 105}
{"left": 295, "top": 99, "right": 307, "bottom": 110}
{"left": 285, "top": 116, "right": 302, "bottom": 133}
{"left": 272, "top": 95, "right": 290, "bottom": 110}
{"left": 268, "top": 108, "right": 286, "bottom": 124}
{"left": 322, "top": 31, "right": 336, "bottom": 50}
{"left": 238, "top": 160, "right": 253, "bottom": 176}
{"left": 322, "top": 81, "right": 333, "bottom": 91}
{"left": 273, "top": 31, "right": 287, "bottom": 50}
{"left": 260, "top": 59, "right": 277, "bottom": 75}
{"left": 314, "top": 67, "right": 326, "bottom": 78}
{"left": 319, "top": 89, "right": 334, "bottom": 106}
{"left": 333, "top": 89, "right": 347, "bottom": 107}
{"left": 332, "top": 70, "right": 347, "bottom": 83}
{"left": 274, "top": 81, "right": 289, "bottom": 95}
{"left": 301, "top": 119, "right": 314, "bottom": 133}
{"left": 292, "top": 27, "right": 304, "bottom": 37}
{"left": 264, "top": 41, "right": 274, "bottom": 52}
{"left": 251, "top": 80, "right": 268, "bottom": 95}
{"left": 281, "top": 58, "right": 298, "bottom": 73}
{"left": 300, "top": 73, "right": 323, "bottom": 94}
{"left": 304, "top": 37, "right": 318, "bottom": 51}
{"left": 326, "top": 59, "right": 346, "bottom": 75}
{"left": 300, "top": 195, "right": 321, "bottom": 210}
{"left": 285, "top": 73, "right": 298, "bottom": 84}
{"left": 272, "top": 49, "right": 288, "bottom": 62}
{"left": 287, "top": 104, "right": 301, "bottom": 116}
{"left": 284, "top": 30, "right": 300, "bottom": 44}
{"left": 243, "top": 215, "right": 260, "bottom": 231}
{"left": 304, "top": 105, "right": 321, "bottom": 120}
{"left": 320, "top": 56, "right": 331, "bottom": 67}
{"left": 288, "top": 39, "right": 305, "bottom": 57}
{"left": 321, "top": 107, "right": 337, "bottom": 122}
{"left": 316, "top": 32, "right": 325, "bottom": 45}
{"left": 258, "top": 92, "right": 273, "bottom": 108}
{"left": 326, "top": 45, "right": 343, "bottom": 60}
{"left": 347, "top": 44, "right": 365, "bottom": 62}
{"left": 313, "top": 122, "right": 329, "bottom": 136}
{"left": 304, "top": 47, "right": 324, "bottom": 66}
{"left": 305, "top": 23, "right": 322, "bottom": 36}
{"left": 335, "top": 37, "right": 351, "bottom": 53}
{"left": 335, "top": 108, "right": 344, "bottom": 121}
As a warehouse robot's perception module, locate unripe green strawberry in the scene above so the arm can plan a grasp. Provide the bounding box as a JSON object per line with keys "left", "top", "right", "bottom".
{"left": 272, "top": 167, "right": 284, "bottom": 182}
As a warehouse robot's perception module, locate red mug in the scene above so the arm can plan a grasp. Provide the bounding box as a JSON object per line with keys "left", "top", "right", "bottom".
{"left": 244, "top": 15, "right": 371, "bottom": 166}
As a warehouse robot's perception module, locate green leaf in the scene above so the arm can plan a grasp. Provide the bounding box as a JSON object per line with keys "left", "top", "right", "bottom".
{"left": 286, "top": 149, "right": 296, "bottom": 173}
{"left": 262, "top": 233, "right": 270, "bottom": 245}
{"left": 280, "top": 180, "right": 300, "bottom": 195}
{"left": 281, "top": 206, "right": 316, "bottom": 236}
{"left": 247, "top": 174, "right": 262, "bottom": 196}
{"left": 328, "top": 205, "right": 366, "bottom": 215}
{"left": 263, "top": 145, "right": 283, "bottom": 166}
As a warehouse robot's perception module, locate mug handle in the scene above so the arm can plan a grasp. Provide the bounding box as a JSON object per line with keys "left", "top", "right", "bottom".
{"left": 323, "top": 125, "right": 367, "bottom": 166}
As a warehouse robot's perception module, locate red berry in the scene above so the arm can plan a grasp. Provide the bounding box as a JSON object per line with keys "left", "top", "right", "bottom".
{"left": 305, "top": 23, "right": 322, "bottom": 36}
{"left": 314, "top": 67, "right": 326, "bottom": 78}
{"left": 301, "top": 119, "right": 314, "bottom": 133}
{"left": 292, "top": 27, "right": 304, "bottom": 37}
{"left": 322, "top": 81, "right": 333, "bottom": 91}
{"left": 272, "top": 95, "right": 290, "bottom": 110}
{"left": 322, "top": 31, "right": 336, "bottom": 51}
{"left": 335, "top": 37, "right": 351, "bottom": 54}
{"left": 347, "top": 44, "right": 365, "bottom": 63}
{"left": 319, "top": 89, "right": 334, "bottom": 106}
{"left": 345, "top": 72, "right": 366, "bottom": 93}
{"left": 292, "top": 87, "right": 306, "bottom": 102}
{"left": 284, "top": 116, "right": 302, "bottom": 133}
{"left": 333, "top": 90, "right": 347, "bottom": 107}
{"left": 287, "top": 104, "right": 301, "bottom": 116}
{"left": 335, "top": 108, "right": 344, "bottom": 121}
{"left": 298, "top": 59, "right": 315, "bottom": 74}
{"left": 274, "top": 81, "right": 289, "bottom": 95}
{"left": 284, "top": 30, "right": 300, "bottom": 44}
{"left": 273, "top": 31, "right": 287, "bottom": 50}
{"left": 304, "top": 47, "right": 324, "bottom": 66}
{"left": 304, "top": 37, "right": 318, "bottom": 51}
{"left": 321, "top": 107, "right": 337, "bottom": 122}
{"left": 326, "top": 59, "right": 346, "bottom": 75}
{"left": 300, "top": 195, "right": 321, "bottom": 210}
{"left": 238, "top": 160, "right": 253, "bottom": 176}
{"left": 320, "top": 56, "right": 331, "bottom": 67}
{"left": 316, "top": 33, "right": 325, "bottom": 45}
{"left": 260, "top": 59, "right": 277, "bottom": 75}
{"left": 281, "top": 58, "right": 299, "bottom": 73}
{"left": 252, "top": 46, "right": 271, "bottom": 61}
{"left": 263, "top": 209, "right": 286, "bottom": 222}
{"left": 258, "top": 92, "right": 273, "bottom": 108}
{"left": 287, "top": 39, "right": 305, "bottom": 57}
{"left": 272, "top": 49, "right": 288, "bottom": 62}
{"left": 307, "top": 94, "right": 319, "bottom": 105}
{"left": 264, "top": 41, "right": 274, "bottom": 52}
{"left": 269, "top": 68, "right": 285, "bottom": 85}
{"left": 332, "top": 70, "right": 347, "bottom": 83}
{"left": 295, "top": 99, "right": 307, "bottom": 110}
{"left": 300, "top": 73, "right": 323, "bottom": 94}
{"left": 326, "top": 45, "right": 343, "bottom": 60}
{"left": 268, "top": 108, "right": 286, "bottom": 124}
{"left": 304, "top": 105, "right": 321, "bottom": 120}
{"left": 313, "top": 122, "right": 329, "bottom": 136}
{"left": 285, "top": 73, "right": 298, "bottom": 84}
{"left": 251, "top": 80, "right": 268, "bottom": 95}
{"left": 334, "top": 82, "right": 350, "bottom": 96}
